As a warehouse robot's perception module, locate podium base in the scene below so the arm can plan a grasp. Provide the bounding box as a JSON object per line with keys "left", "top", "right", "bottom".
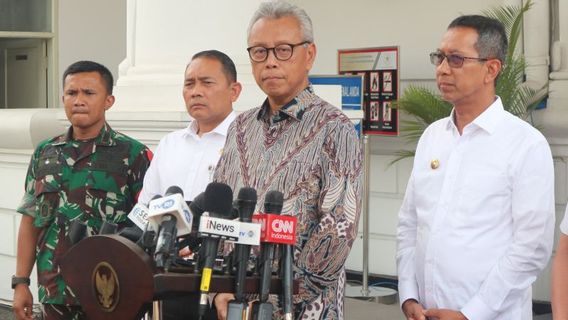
{"left": 344, "top": 283, "right": 398, "bottom": 305}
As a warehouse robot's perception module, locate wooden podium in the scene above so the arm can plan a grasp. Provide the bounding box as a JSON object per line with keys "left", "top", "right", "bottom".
{"left": 60, "top": 235, "right": 297, "bottom": 320}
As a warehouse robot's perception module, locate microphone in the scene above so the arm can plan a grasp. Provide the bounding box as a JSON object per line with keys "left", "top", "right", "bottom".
{"left": 189, "top": 192, "right": 206, "bottom": 232}
{"left": 150, "top": 186, "right": 193, "bottom": 270}
{"left": 136, "top": 195, "right": 161, "bottom": 254}
{"left": 99, "top": 221, "right": 118, "bottom": 235}
{"left": 117, "top": 202, "right": 150, "bottom": 243}
{"left": 68, "top": 220, "right": 87, "bottom": 245}
{"left": 278, "top": 216, "right": 297, "bottom": 320}
{"left": 227, "top": 187, "right": 258, "bottom": 320}
{"left": 127, "top": 202, "right": 150, "bottom": 230}
{"left": 197, "top": 182, "right": 234, "bottom": 319}
{"left": 251, "top": 191, "right": 285, "bottom": 320}
{"left": 147, "top": 186, "right": 193, "bottom": 236}
{"left": 176, "top": 192, "right": 207, "bottom": 254}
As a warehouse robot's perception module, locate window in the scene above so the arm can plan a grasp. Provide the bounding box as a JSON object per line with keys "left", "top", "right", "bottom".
{"left": 0, "top": 0, "right": 57, "bottom": 109}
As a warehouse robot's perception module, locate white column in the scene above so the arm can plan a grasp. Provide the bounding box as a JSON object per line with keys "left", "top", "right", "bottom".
{"left": 114, "top": 0, "right": 265, "bottom": 112}
{"left": 534, "top": 0, "right": 568, "bottom": 143}
{"left": 523, "top": 0, "right": 549, "bottom": 88}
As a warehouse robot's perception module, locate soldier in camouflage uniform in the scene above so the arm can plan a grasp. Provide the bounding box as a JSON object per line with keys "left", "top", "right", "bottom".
{"left": 12, "top": 61, "right": 152, "bottom": 320}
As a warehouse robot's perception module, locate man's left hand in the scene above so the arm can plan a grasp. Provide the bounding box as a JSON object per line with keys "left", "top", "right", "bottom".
{"left": 424, "top": 309, "right": 468, "bottom": 320}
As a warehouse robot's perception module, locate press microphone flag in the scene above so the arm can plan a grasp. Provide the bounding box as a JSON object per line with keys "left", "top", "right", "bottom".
{"left": 198, "top": 216, "right": 240, "bottom": 241}
{"left": 127, "top": 202, "right": 149, "bottom": 231}
{"left": 148, "top": 186, "right": 193, "bottom": 236}
{"left": 252, "top": 213, "right": 296, "bottom": 245}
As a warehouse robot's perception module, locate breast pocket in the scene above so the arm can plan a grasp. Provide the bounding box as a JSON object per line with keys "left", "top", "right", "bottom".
{"left": 455, "top": 170, "right": 510, "bottom": 225}
{"left": 34, "top": 174, "right": 61, "bottom": 228}
{"left": 85, "top": 168, "right": 129, "bottom": 222}
{"left": 413, "top": 170, "right": 444, "bottom": 225}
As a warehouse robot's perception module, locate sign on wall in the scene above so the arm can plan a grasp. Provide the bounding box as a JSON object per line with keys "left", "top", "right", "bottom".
{"left": 338, "top": 46, "right": 399, "bottom": 135}
{"left": 309, "top": 74, "right": 363, "bottom": 137}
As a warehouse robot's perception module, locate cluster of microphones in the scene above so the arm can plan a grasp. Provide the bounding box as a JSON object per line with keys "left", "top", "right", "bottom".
{"left": 68, "top": 182, "right": 296, "bottom": 320}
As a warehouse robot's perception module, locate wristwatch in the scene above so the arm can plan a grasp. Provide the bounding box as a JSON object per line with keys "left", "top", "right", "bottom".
{"left": 11, "top": 276, "right": 30, "bottom": 289}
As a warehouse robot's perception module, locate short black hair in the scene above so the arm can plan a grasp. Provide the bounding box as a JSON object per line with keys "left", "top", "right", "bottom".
{"left": 62, "top": 60, "right": 114, "bottom": 94}
{"left": 448, "top": 15, "right": 508, "bottom": 64}
{"left": 189, "top": 50, "right": 237, "bottom": 83}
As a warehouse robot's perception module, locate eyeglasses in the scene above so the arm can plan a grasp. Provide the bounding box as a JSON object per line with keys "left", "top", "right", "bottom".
{"left": 429, "top": 51, "right": 489, "bottom": 68}
{"left": 247, "top": 41, "right": 310, "bottom": 62}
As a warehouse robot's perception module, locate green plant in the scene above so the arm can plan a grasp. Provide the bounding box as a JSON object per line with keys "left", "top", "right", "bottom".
{"left": 393, "top": 0, "right": 546, "bottom": 163}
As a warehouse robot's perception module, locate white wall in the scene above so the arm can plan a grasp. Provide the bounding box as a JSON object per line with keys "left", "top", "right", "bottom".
{"left": 291, "top": 0, "right": 505, "bottom": 79}
{"left": 58, "top": 0, "right": 126, "bottom": 98}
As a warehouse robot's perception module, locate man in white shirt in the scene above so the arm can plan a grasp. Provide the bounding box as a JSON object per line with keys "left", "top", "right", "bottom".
{"left": 552, "top": 207, "right": 568, "bottom": 319}
{"left": 139, "top": 50, "right": 241, "bottom": 204}
{"left": 139, "top": 50, "right": 241, "bottom": 320}
{"left": 396, "top": 15, "right": 555, "bottom": 320}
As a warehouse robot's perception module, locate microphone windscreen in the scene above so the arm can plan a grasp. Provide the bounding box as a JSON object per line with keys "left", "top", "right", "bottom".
{"left": 190, "top": 192, "right": 205, "bottom": 215}
{"left": 119, "top": 226, "right": 143, "bottom": 242}
{"left": 165, "top": 185, "right": 184, "bottom": 196}
{"left": 264, "top": 190, "right": 283, "bottom": 214}
{"left": 203, "top": 182, "right": 233, "bottom": 217}
{"left": 238, "top": 187, "right": 257, "bottom": 203}
{"left": 68, "top": 220, "right": 87, "bottom": 245}
{"left": 99, "top": 221, "right": 118, "bottom": 235}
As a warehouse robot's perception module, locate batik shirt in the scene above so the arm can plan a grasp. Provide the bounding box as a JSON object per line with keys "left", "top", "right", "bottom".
{"left": 214, "top": 86, "right": 363, "bottom": 320}
{"left": 17, "top": 123, "right": 152, "bottom": 305}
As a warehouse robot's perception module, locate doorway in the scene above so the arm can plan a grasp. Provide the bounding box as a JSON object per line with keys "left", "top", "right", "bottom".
{"left": 0, "top": 39, "right": 47, "bottom": 108}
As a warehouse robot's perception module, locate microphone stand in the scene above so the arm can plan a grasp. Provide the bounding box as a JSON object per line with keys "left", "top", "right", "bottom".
{"left": 228, "top": 187, "right": 257, "bottom": 320}
{"left": 279, "top": 243, "right": 293, "bottom": 320}
{"left": 251, "top": 229, "right": 277, "bottom": 319}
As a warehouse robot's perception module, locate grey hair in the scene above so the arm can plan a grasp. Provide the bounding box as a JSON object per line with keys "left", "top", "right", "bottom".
{"left": 247, "top": 1, "right": 314, "bottom": 43}
{"left": 448, "top": 15, "right": 507, "bottom": 64}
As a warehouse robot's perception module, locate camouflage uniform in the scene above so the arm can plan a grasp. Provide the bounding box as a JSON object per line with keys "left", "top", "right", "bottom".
{"left": 16, "top": 123, "right": 152, "bottom": 309}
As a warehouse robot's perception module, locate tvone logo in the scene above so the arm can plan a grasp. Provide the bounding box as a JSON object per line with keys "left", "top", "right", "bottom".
{"left": 161, "top": 199, "right": 175, "bottom": 209}
{"left": 272, "top": 219, "right": 294, "bottom": 234}
{"left": 183, "top": 209, "right": 192, "bottom": 223}
{"left": 239, "top": 230, "right": 256, "bottom": 238}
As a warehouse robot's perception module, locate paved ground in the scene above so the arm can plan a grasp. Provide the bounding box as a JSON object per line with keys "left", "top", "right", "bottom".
{"left": 0, "top": 300, "right": 553, "bottom": 319}
{"left": 0, "top": 303, "right": 42, "bottom": 320}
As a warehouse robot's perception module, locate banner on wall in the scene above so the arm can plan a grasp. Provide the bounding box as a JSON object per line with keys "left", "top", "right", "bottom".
{"left": 338, "top": 46, "right": 399, "bottom": 135}
{"left": 309, "top": 74, "right": 363, "bottom": 137}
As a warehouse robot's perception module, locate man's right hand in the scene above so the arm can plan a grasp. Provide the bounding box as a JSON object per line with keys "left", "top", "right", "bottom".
{"left": 402, "top": 299, "right": 426, "bottom": 320}
{"left": 214, "top": 293, "right": 235, "bottom": 320}
{"left": 13, "top": 284, "right": 33, "bottom": 320}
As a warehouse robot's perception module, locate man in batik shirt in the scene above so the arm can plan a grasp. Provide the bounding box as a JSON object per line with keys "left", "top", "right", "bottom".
{"left": 212, "top": 2, "right": 362, "bottom": 320}
{"left": 12, "top": 61, "right": 151, "bottom": 320}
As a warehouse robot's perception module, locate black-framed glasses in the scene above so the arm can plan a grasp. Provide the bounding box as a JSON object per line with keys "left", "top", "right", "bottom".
{"left": 247, "top": 41, "right": 310, "bottom": 62}
{"left": 429, "top": 51, "right": 489, "bottom": 68}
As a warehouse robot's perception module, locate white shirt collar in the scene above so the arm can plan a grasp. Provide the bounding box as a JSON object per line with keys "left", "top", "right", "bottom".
{"left": 184, "top": 111, "right": 236, "bottom": 138}
{"left": 446, "top": 96, "right": 505, "bottom": 135}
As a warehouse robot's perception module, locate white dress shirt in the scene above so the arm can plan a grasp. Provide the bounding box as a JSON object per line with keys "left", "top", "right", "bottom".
{"left": 396, "top": 97, "right": 555, "bottom": 320}
{"left": 138, "top": 112, "right": 236, "bottom": 204}
{"left": 561, "top": 206, "right": 568, "bottom": 235}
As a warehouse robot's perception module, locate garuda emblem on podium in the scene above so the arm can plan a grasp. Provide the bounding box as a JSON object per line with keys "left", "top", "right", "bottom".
{"left": 92, "top": 261, "right": 120, "bottom": 312}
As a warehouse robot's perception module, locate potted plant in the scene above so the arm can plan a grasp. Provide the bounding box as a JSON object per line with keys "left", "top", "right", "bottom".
{"left": 393, "top": 0, "right": 546, "bottom": 162}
